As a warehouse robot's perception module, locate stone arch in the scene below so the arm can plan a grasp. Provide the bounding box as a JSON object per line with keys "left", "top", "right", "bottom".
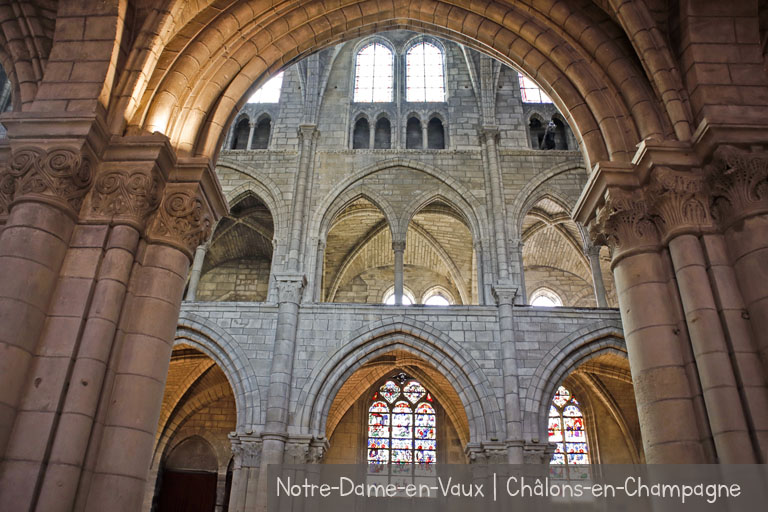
{"left": 318, "top": 186, "right": 398, "bottom": 243}
{"left": 398, "top": 189, "right": 484, "bottom": 245}
{"left": 175, "top": 312, "right": 260, "bottom": 429}
{"left": 126, "top": 1, "right": 675, "bottom": 168}
{"left": 294, "top": 317, "right": 504, "bottom": 443}
{"left": 508, "top": 161, "right": 586, "bottom": 239}
{"left": 518, "top": 190, "right": 584, "bottom": 254}
{"left": 522, "top": 320, "right": 626, "bottom": 440}
{"left": 311, "top": 158, "right": 486, "bottom": 243}
{"left": 217, "top": 161, "right": 289, "bottom": 242}
{"left": 151, "top": 381, "right": 235, "bottom": 471}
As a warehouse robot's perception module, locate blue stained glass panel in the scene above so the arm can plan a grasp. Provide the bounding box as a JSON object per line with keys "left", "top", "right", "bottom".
{"left": 392, "top": 413, "right": 412, "bottom": 426}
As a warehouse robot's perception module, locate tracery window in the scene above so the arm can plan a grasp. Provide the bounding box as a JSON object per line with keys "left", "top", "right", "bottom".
{"left": 548, "top": 386, "right": 589, "bottom": 466}
{"left": 422, "top": 287, "right": 452, "bottom": 306}
{"left": 406, "top": 42, "right": 445, "bottom": 102}
{"left": 383, "top": 287, "right": 414, "bottom": 305}
{"left": 518, "top": 72, "right": 553, "bottom": 104}
{"left": 367, "top": 373, "right": 437, "bottom": 464}
{"left": 248, "top": 72, "right": 284, "bottom": 103}
{"left": 354, "top": 43, "right": 394, "bottom": 102}
{"left": 530, "top": 288, "right": 562, "bottom": 307}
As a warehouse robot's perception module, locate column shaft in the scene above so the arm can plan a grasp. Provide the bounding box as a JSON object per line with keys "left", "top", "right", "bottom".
{"left": 82, "top": 243, "right": 190, "bottom": 512}
{"left": 725, "top": 214, "right": 768, "bottom": 377}
{"left": 494, "top": 287, "right": 523, "bottom": 463}
{"left": 613, "top": 250, "right": 707, "bottom": 463}
{"left": 185, "top": 243, "right": 208, "bottom": 301}
{"left": 668, "top": 234, "right": 756, "bottom": 462}
{"left": 0, "top": 202, "right": 75, "bottom": 457}
{"left": 393, "top": 242, "right": 405, "bottom": 305}
{"left": 247, "top": 123, "right": 256, "bottom": 150}
{"left": 34, "top": 225, "right": 140, "bottom": 512}
{"left": 702, "top": 233, "right": 768, "bottom": 459}
{"left": 587, "top": 246, "right": 609, "bottom": 307}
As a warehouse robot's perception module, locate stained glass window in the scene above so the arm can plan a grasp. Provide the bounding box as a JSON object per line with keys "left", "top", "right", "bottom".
{"left": 354, "top": 43, "right": 393, "bottom": 102}
{"left": 367, "top": 374, "right": 436, "bottom": 465}
{"left": 406, "top": 42, "right": 445, "bottom": 102}
{"left": 247, "top": 72, "right": 284, "bottom": 103}
{"left": 518, "top": 72, "right": 553, "bottom": 103}
{"left": 549, "top": 386, "right": 589, "bottom": 467}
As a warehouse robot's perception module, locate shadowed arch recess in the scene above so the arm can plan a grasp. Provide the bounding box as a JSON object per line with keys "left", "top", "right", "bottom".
{"left": 124, "top": 0, "right": 675, "bottom": 168}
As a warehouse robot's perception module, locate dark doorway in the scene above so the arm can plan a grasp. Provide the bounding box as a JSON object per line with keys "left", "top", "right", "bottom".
{"left": 156, "top": 470, "right": 217, "bottom": 512}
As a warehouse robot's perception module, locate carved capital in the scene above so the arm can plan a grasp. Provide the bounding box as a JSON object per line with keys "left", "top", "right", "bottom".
{"left": 229, "top": 433, "right": 262, "bottom": 469}
{"left": 391, "top": 240, "right": 406, "bottom": 253}
{"left": 274, "top": 272, "right": 306, "bottom": 304}
{"left": 647, "top": 166, "right": 712, "bottom": 240}
{"left": 591, "top": 187, "right": 659, "bottom": 259}
{"left": 705, "top": 145, "right": 768, "bottom": 228}
{"left": 145, "top": 182, "right": 213, "bottom": 259}
{"left": 283, "top": 435, "right": 327, "bottom": 464}
{"left": 84, "top": 166, "right": 163, "bottom": 228}
{"left": 465, "top": 441, "right": 507, "bottom": 464}
{"left": 4, "top": 146, "right": 93, "bottom": 214}
{"left": 478, "top": 126, "right": 500, "bottom": 144}
{"left": 492, "top": 283, "right": 517, "bottom": 306}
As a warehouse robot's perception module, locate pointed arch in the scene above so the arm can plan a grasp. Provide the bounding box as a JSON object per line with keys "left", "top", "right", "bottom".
{"left": 293, "top": 317, "right": 503, "bottom": 443}
{"left": 522, "top": 320, "right": 626, "bottom": 441}
{"left": 175, "top": 312, "right": 260, "bottom": 429}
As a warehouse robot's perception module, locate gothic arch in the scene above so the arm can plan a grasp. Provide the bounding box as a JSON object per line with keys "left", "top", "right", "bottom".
{"left": 522, "top": 320, "right": 626, "bottom": 440}
{"left": 125, "top": 0, "right": 673, "bottom": 167}
{"left": 216, "top": 160, "right": 289, "bottom": 240}
{"left": 312, "top": 158, "right": 487, "bottom": 243}
{"left": 318, "top": 186, "right": 397, "bottom": 242}
{"left": 294, "top": 317, "right": 503, "bottom": 443}
{"left": 175, "top": 312, "right": 260, "bottom": 428}
{"left": 508, "top": 161, "right": 586, "bottom": 239}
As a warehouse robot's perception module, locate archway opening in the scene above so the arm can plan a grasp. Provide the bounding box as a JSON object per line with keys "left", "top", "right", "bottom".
{"left": 322, "top": 197, "right": 391, "bottom": 303}
{"left": 403, "top": 199, "right": 476, "bottom": 305}
{"left": 323, "top": 351, "right": 469, "bottom": 464}
{"left": 521, "top": 197, "right": 595, "bottom": 307}
{"left": 197, "top": 193, "right": 275, "bottom": 302}
{"left": 151, "top": 345, "right": 237, "bottom": 511}
{"left": 547, "top": 353, "right": 643, "bottom": 467}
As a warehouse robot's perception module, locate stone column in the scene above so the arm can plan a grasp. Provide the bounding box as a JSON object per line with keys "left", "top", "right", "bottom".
{"left": 314, "top": 240, "right": 325, "bottom": 302}
{"left": 648, "top": 165, "right": 757, "bottom": 462}
{"left": 586, "top": 245, "right": 608, "bottom": 307}
{"left": 509, "top": 238, "right": 527, "bottom": 305}
{"left": 254, "top": 274, "right": 305, "bottom": 512}
{"left": 185, "top": 243, "right": 209, "bottom": 301}
{"left": 79, "top": 179, "right": 218, "bottom": 512}
{"left": 479, "top": 126, "right": 511, "bottom": 281}
{"left": 591, "top": 189, "right": 707, "bottom": 463}
{"left": 228, "top": 434, "right": 262, "bottom": 512}
{"left": 707, "top": 146, "right": 768, "bottom": 378}
{"left": 493, "top": 284, "right": 523, "bottom": 463}
{"left": 286, "top": 125, "right": 317, "bottom": 270}
{"left": 247, "top": 122, "right": 256, "bottom": 150}
{"left": 32, "top": 151, "right": 171, "bottom": 512}
{"left": 473, "top": 240, "right": 485, "bottom": 305}
{"left": 392, "top": 240, "right": 405, "bottom": 305}
{"left": 0, "top": 138, "right": 96, "bottom": 458}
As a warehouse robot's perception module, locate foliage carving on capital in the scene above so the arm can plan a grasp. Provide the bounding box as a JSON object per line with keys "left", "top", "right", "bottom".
{"left": 87, "top": 167, "right": 162, "bottom": 225}
{"left": 4, "top": 146, "right": 93, "bottom": 213}
{"left": 647, "top": 166, "right": 711, "bottom": 237}
{"left": 275, "top": 273, "right": 306, "bottom": 304}
{"left": 705, "top": 145, "right": 768, "bottom": 226}
{"left": 146, "top": 183, "right": 213, "bottom": 258}
{"left": 591, "top": 188, "right": 659, "bottom": 253}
